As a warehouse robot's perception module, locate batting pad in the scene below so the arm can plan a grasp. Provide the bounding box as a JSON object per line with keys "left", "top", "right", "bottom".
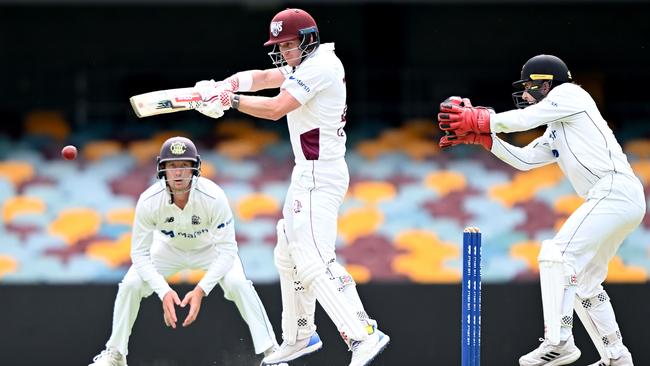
{"left": 290, "top": 242, "right": 368, "bottom": 342}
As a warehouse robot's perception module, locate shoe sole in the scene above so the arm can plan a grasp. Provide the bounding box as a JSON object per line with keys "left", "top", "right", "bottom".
{"left": 520, "top": 349, "right": 581, "bottom": 366}
{"left": 355, "top": 334, "right": 391, "bottom": 366}
{"left": 261, "top": 340, "right": 323, "bottom": 365}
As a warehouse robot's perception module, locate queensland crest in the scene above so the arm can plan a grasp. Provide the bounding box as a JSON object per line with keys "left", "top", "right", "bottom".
{"left": 170, "top": 141, "right": 187, "bottom": 155}
{"left": 270, "top": 21, "right": 283, "bottom": 37}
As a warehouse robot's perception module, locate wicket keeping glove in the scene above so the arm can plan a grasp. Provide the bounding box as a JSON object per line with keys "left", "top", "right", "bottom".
{"left": 438, "top": 96, "right": 492, "bottom": 136}
{"left": 439, "top": 132, "right": 493, "bottom": 150}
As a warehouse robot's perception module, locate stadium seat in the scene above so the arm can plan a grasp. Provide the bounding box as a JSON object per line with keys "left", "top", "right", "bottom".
{"left": 624, "top": 139, "right": 650, "bottom": 159}
{"left": 510, "top": 240, "right": 542, "bottom": 273}
{"left": 0, "top": 161, "right": 35, "bottom": 187}
{"left": 0, "top": 255, "right": 18, "bottom": 279}
{"left": 216, "top": 139, "right": 263, "bottom": 160}
{"left": 23, "top": 110, "right": 70, "bottom": 141}
{"left": 337, "top": 206, "right": 384, "bottom": 244}
{"left": 82, "top": 140, "right": 122, "bottom": 161}
{"left": 86, "top": 233, "right": 132, "bottom": 268}
{"left": 236, "top": 193, "right": 280, "bottom": 221}
{"left": 128, "top": 139, "right": 161, "bottom": 165}
{"left": 392, "top": 229, "right": 460, "bottom": 283}
{"left": 350, "top": 181, "right": 396, "bottom": 205}
{"left": 489, "top": 164, "right": 564, "bottom": 207}
{"left": 105, "top": 207, "right": 135, "bottom": 226}
{"left": 605, "top": 256, "right": 647, "bottom": 283}
{"left": 2, "top": 195, "right": 46, "bottom": 222}
{"left": 167, "top": 269, "right": 206, "bottom": 285}
{"left": 48, "top": 208, "right": 102, "bottom": 245}
{"left": 631, "top": 160, "right": 650, "bottom": 185}
{"left": 238, "top": 244, "right": 278, "bottom": 283}
{"left": 424, "top": 170, "right": 467, "bottom": 196}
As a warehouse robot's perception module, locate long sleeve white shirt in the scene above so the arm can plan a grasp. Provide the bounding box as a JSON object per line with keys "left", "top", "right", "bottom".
{"left": 130, "top": 177, "right": 237, "bottom": 299}
{"left": 489, "top": 83, "right": 636, "bottom": 198}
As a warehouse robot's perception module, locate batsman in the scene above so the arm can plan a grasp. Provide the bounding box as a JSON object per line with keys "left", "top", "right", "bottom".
{"left": 190, "top": 8, "right": 389, "bottom": 366}
{"left": 437, "top": 54, "right": 645, "bottom": 366}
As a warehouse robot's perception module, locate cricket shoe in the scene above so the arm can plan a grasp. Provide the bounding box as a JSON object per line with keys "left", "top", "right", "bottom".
{"left": 89, "top": 348, "right": 127, "bottom": 366}
{"left": 519, "top": 335, "right": 581, "bottom": 366}
{"left": 348, "top": 327, "right": 390, "bottom": 366}
{"left": 260, "top": 332, "right": 322, "bottom": 365}
{"left": 587, "top": 349, "right": 634, "bottom": 366}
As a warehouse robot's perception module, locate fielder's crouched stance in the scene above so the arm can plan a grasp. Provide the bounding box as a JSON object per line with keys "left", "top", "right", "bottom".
{"left": 438, "top": 55, "right": 644, "bottom": 366}
{"left": 89, "top": 137, "right": 279, "bottom": 366}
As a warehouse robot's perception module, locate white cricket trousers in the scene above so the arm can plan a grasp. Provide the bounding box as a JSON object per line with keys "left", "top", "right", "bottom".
{"left": 106, "top": 242, "right": 276, "bottom": 356}
{"left": 556, "top": 173, "right": 645, "bottom": 296}
{"left": 550, "top": 172, "right": 645, "bottom": 354}
{"left": 281, "top": 158, "right": 376, "bottom": 339}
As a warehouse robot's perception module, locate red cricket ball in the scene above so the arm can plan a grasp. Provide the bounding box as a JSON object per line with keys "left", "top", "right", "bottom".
{"left": 61, "top": 145, "right": 78, "bottom": 160}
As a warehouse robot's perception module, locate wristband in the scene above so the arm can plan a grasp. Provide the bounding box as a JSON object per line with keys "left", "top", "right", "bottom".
{"left": 235, "top": 71, "right": 253, "bottom": 92}
{"left": 231, "top": 94, "right": 241, "bottom": 110}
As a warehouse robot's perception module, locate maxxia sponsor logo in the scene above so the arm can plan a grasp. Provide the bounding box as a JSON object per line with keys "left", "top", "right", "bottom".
{"left": 289, "top": 75, "right": 310, "bottom": 93}
{"left": 160, "top": 228, "right": 208, "bottom": 239}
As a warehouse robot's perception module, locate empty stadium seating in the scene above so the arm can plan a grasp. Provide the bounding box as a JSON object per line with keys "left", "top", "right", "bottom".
{"left": 1, "top": 117, "right": 649, "bottom": 285}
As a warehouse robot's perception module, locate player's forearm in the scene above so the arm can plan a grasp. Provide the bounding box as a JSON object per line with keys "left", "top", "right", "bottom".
{"left": 237, "top": 94, "right": 288, "bottom": 121}
{"left": 491, "top": 136, "right": 556, "bottom": 171}
{"left": 197, "top": 244, "right": 237, "bottom": 295}
{"left": 131, "top": 251, "right": 172, "bottom": 299}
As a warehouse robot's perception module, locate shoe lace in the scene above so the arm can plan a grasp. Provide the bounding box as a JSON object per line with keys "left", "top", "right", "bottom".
{"left": 92, "top": 349, "right": 119, "bottom": 363}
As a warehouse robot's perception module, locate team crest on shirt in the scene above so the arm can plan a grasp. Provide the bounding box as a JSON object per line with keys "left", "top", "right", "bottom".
{"left": 270, "top": 21, "right": 283, "bottom": 37}
{"left": 170, "top": 141, "right": 186, "bottom": 155}
{"left": 293, "top": 199, "right": 302, "bottom": 213}
{"left": 192, "top": 215, "right": 201, "bottom": 225}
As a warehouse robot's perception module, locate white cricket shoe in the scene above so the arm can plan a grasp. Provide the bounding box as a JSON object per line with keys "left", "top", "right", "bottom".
{"left": 260, "top": 332, "right": 322, "bottom": 365}
{"left": 88, "top": 348, "right": 127, "bottom": 366}
{"left": 519, "top": 335, "right": 581, "bottom": 366}
{"left": 587, "top": 350, "right": 634, "bottom": 366}
{"left": 348, "top": 327, "right": 390, "bottom": 366}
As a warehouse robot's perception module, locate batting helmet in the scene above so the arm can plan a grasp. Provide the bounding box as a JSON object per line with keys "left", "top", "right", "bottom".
{"left": 156, "top": 136, "right": 201, "bottom": 179}
{"left": 512, "top": 54, "right": 572, "bottom": 108}
{"left": 264, "top": 8, "right": 320, "bottom": 68}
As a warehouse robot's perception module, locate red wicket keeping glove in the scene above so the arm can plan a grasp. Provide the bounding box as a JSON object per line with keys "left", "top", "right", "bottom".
{"left": 439, "top": 132, "right": 493, "bottom": 150}
{"left": 438, "top": 96, "right": 492, "bottom": 136}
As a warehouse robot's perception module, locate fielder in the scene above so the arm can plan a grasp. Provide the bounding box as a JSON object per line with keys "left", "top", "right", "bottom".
{"left": 192, "top": 8, "right": 389, "bottom": 366}
{"left": 89, "top": 136, "right": 279, "bottom": 366}
{"left": 437, "top": 54, "right": 644, "bottom": 366}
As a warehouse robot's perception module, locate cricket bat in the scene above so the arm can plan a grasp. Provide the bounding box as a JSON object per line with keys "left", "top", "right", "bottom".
{"left": 129, "top": 87, "right": 203, "bottom": 118}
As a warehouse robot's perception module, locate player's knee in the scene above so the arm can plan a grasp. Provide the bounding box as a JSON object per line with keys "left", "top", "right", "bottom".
{"left": 224, "top": 278, "right": 253, "bottom": 296}
{"left": 295, "top": 261, "right": 325, "bottom": 288}
{"left": 538, "top": 240, "right": 577, "bottom": 286}
{"left": 118, "top": 278, "right": 146, "bottom": 296}
{"left": 538, "top": 240, "right": 564, "bottom": 263}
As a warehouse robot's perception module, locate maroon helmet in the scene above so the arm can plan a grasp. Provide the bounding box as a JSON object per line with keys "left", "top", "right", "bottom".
{"left": 264, "top": 8, "right": 320, "bottom": 69}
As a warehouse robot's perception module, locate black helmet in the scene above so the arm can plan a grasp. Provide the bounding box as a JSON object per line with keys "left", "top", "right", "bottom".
{"left": 156, "top": 136, "right": 201, "bottom": 179}
{"left": 512, "top": 54, "right": 572, "bottom": 108}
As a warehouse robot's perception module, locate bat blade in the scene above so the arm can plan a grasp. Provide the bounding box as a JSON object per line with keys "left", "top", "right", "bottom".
{"left": 129, "top": 87, "right": 203, "bottom": 118}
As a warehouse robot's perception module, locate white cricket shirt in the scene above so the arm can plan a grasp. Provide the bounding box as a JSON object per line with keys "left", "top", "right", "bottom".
{"left": 130, "top": 176, "right": 237, "bottom": 299}
{"left": 282, "top": 43, "right": 348, "bottom": 162}
{"left": 490, "top": 83, "right": 636, "bottom": 198}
